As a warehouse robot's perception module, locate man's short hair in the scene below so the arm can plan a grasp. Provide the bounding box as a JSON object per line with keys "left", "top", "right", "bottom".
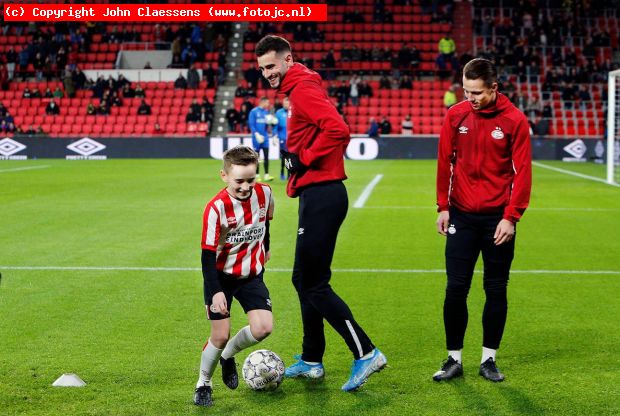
{"left": 463, "top": 58, "right": 497, "bottom": 88}
{"left": 222, "top": 145, "right": 259, "bottom": 172}
{"left": 255, "top": 35, "right": 291, "bottom": 57}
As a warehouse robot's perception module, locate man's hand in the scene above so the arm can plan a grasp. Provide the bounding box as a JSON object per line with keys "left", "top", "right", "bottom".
{"left": 436, "top": 210, "right": 450, "bottom": 236}
{"left": 494, "top": 219, "right": 515, "bottom": 245}
{"left": 281, "top": 150, "right": 306, "bottom": 174}
{"left": 209, "top": 291, "right": 229, "bottom": 316}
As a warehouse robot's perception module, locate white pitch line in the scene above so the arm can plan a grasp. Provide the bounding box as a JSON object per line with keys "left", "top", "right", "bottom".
{"left": 1, "top": 266, "right": 619, "bottom": 275}
{"left": 0, "top": 165, "right": 50, "bottom": 173}
{"left": 353, "top": 174, "right": 383, "bottom": 208}
{"left": 533, "top": 161, "right": 620, "bottom": 188}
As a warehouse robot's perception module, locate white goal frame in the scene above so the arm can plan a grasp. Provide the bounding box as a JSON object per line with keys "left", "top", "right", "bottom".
{"left": 607, "top": 69, "right": 620, "bottom": 184}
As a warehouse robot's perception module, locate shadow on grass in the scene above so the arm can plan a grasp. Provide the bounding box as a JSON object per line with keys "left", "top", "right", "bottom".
{"left": 445, "top": 376, "right": 543, "bottom": 415}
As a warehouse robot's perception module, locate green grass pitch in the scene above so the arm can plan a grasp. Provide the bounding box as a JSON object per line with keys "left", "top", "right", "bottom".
{"left": 0, "top": 159, "right": 618, "bottom": 415}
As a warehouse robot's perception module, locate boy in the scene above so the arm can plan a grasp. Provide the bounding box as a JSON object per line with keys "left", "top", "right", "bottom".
{"left": 194, "top": 145, "right": 275, "bottom": 407}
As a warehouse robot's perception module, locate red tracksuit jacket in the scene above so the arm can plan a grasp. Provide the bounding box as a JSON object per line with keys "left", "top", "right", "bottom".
{"left": 436, "top": 93, "right": 532, "bottom": 222}
{"left": 278, "top": 63, "right": 349, "bottom": 197}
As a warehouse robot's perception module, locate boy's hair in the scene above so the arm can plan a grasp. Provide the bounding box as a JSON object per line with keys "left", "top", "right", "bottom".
{"left": 222, "top": 145, "right": 259, "bottom": 172}
{"left": 463, "top": 58, "right": 497, "bottom": 88}
{"left": 255, "top": 35, "right": 291, "bottom": 57}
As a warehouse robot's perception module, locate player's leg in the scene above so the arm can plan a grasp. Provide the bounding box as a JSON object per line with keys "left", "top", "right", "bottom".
{"left": 220, "top": 276, "right": 273, "bottom": 388}
{"left": 253, "top": 142, "right": 261, "bottom": 177}
{"left": 294, "top": 182, "right": 386, "bottom": 390}
{"left": 478, "top": 216, "right": 515, "bottom": 382}
{"left": 261, "top": 145, "right": 273, "bottom": 181}
{"left": 433, "top": 208, "right": 480, "bottom": 381}
{"left": 286, "top": 265, "right": 326, "bottom": 378}
{"left": 194, "top": 317, "right": 231, "bottom": 406}
{"left": 279, "top": 145, "right": 286, "bottom": 180}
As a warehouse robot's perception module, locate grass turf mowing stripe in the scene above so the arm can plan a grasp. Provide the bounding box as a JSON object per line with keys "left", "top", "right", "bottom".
{"left": 1, "top": 266, "right": 619, "bottom": 275}
{"left": 353, "top": 174, "right": 383, "bottom": 208}
{"left": 363, "top": 205, "right": 620, "bottom": 212}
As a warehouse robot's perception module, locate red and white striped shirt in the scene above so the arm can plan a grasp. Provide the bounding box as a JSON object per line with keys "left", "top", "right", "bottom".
{"left": 201, "top": 183, "right": 274, "bottom": 278}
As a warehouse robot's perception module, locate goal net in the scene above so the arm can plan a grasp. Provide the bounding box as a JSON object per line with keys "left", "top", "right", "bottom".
{"left": 607, "top": 69, "right": 620, "bottom": 185}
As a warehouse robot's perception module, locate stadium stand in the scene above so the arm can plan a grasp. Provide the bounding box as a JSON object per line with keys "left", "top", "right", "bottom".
{"left": 0, "top": 0, "right": 618, "bottom": 138}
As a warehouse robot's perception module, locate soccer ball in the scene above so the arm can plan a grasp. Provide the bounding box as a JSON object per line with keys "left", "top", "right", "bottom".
{"left": 242, "top": 349, "right": 285, "bottom": 391}
{"left": 265, "top": 114, "right": 279, "bottom": 125}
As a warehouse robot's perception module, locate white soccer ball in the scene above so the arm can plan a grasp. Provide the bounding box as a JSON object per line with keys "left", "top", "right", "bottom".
{"left": 265, "top": 114, "right": 279, "bottom": 125}
{"left": 242, "top": 349, "right": 285, "bottom": 391}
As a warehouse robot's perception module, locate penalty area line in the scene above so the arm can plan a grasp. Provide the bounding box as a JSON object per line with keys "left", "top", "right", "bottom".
{"left": 353, "top": 174, "right": 383, "bottom": 208}
{"left": 533, "top": 161, "right": 620, "bottom": 188}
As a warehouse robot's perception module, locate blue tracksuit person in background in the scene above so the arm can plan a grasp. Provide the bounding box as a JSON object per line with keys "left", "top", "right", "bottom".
{"left": 274, "top": 96, "right": 289, "bottom": 180}
{"left": 249, "top": 96, "right": 273, "bottom": 181}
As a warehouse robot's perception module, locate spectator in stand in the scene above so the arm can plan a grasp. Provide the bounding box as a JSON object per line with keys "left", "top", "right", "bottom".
{"left": 45, "top": 99, "right": 60, "bottom": 115}
{"left": 144, "top": 61, "right": 153, "bottom": 69}
{"left": 98, "top": 100, "right": 110, "bottom": 115}
{"left": 349, "top": 74, "right": 360, "bottom": 106}
{"left": 122, "top": 84, "right": 135, "bottom": 98}
{"left": 87, "top": 102, "right": 96, "bottom": 115}
{"left": 153, "top": 122, "right": 164, "bottom": 134}
{"left": 174, "top": 73, "right": 188, "bottom": 90}
{"left": 111, "top": 92, "right": 123, "bottom": 107}
{"left": 181, "top": 44, "right": 198, "bottom": 67}
{"left": 134, "top": 84, "right": 146, "bottom": 98}
{"left": 578, "top": 85, "right": 592, "bottom": 109}
{"left": 401, "top": 114, "right": 413, "bottom": 135}
{"left": 443, "top": 84, "right": 458, "bottom": 108}
{"left": 188, "top": 65, "right": 200, "bottom": 90}
{"left": 198, "top": 107, "right": 211, "bottom": 124}
{"left": 22, "top": 87, "right": 32, "bottom": 99}
{"left": 226, "top": 106, "right": 239, "bottom": 132}
{"left": 137, "top": 99, "right": 152, "bottom": 115}
{"left": 561, "top": 81, "right": 576, "bottom": 109}
{"left": 31, "top": 88, "right": 41, "bottom": 98}
{"left": 235, "top": 82, "right": 248, "bottom": 98}
{"left": 6, "top": 47, "right": 17, "bottom": 80}
{"left": 436, "top": 33, "right": 459, "bottom": 72}
{"left": 379, "top": 75, "right": 391, "bottom": 89}
{"left": 189, "top": 99, "right": 201, "bottom": 116}
{"left": 43, "top": 87, "right": 53, "bottom": 98}
{"left": 525, "top": 94, "right": 543, "bottom": 119}
{"left": 380, "top": 116, "right": 392, "bottom": 135}
{"left": 0, "top": 103, "right": 8, "bottom": 118}
{"left": 367, "top": 117, "right": 379, "bottom": 138}
{"left": 336, "top": 80, "right": 349, "bottom": 107}
{"left": 238, "top": 102, "right": 251, "bottom": 132}
{"left": 359, "top": 79, "right": 373, "bottom": 98}
{"left": 64, "top": 70, "right": 76, "bottom": 98}
{"left": 400, "top": 75, "right": 413, "bottom": 89}
{"left": 186, "top": 108, "right": 199, "bottom": 123}
{"left": 204, "top": 63, "right": 218, "bottom": 88}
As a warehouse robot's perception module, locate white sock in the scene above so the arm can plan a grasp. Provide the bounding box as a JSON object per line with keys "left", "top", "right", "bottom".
{"left": 481, "top": 347, "right": 496, "bottom": 364}
{"left": 360, "top": 349, "right": 375, "bottom": 360}
{"left": 196, "top": 339, "right": 223, "bottom": 388}
{"left": 448, "top": 350, "right": 462, "bottom": 363}
{"left": 221, "top": 326, "right": 258, "bottom": 360}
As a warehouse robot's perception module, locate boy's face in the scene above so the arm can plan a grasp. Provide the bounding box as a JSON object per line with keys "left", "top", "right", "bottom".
{"left": 220, "top": 163, "right": 257, "bottom": 200}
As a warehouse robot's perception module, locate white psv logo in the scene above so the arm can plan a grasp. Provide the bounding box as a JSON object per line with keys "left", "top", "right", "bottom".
{"left": 491, "top": 127, "right": 504, "bottom": 139}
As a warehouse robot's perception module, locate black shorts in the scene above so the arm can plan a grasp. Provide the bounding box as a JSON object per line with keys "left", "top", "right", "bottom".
{"left": 206, "top": 272, "right": 272, "bottom": 321}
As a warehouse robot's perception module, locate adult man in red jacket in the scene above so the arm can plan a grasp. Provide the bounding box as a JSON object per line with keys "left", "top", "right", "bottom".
{"left": 433, "top": 58, "right": 532, "bottom": 383}
{"left": 255, "top": 35, "right": 386, "bottom": 392}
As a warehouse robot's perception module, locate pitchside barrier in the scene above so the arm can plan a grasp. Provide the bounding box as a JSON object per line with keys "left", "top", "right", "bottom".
{"left": 0, "top": 135, "right": 607, "bottom": 162}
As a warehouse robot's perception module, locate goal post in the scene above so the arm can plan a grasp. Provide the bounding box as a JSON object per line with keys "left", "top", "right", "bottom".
{"left": 607, "top": 69, "right": 620, "bottom": 185}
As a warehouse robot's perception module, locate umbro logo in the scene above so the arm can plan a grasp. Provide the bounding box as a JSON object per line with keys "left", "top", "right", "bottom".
{"left": 458, "top": 126, "right": 468, "bottom": 134}
{"left": 298, "top": 228, "right": 304, "bottom": 235}
{"left": 266, "top": 298, "right": 272, "bottom": 307}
